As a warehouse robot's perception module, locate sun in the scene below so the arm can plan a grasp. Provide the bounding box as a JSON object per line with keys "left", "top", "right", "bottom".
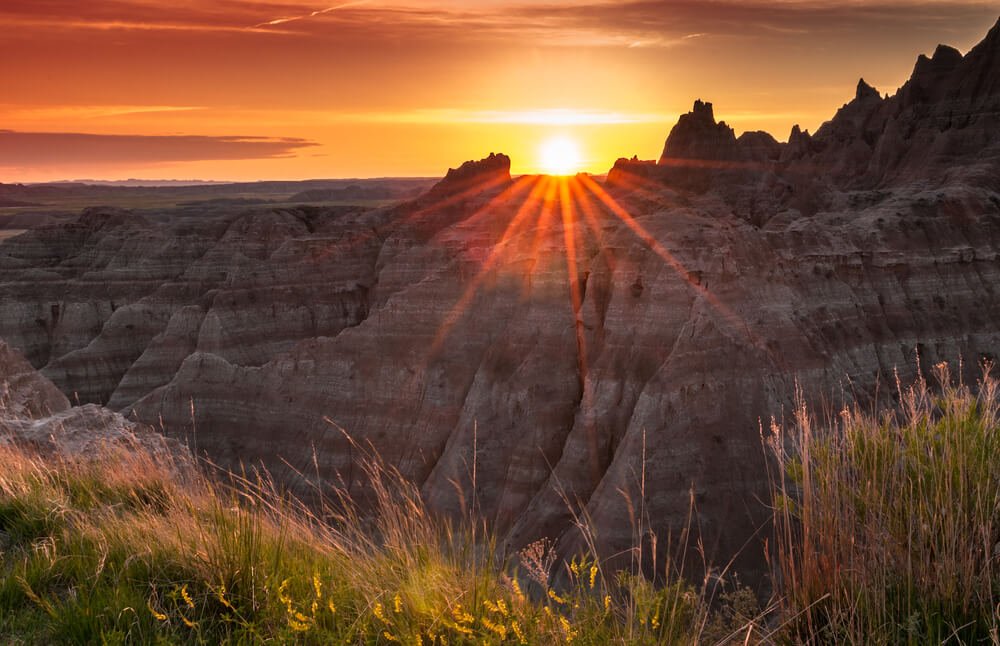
{"left": 538, "top": 135, "right": 583, "bottom": 176}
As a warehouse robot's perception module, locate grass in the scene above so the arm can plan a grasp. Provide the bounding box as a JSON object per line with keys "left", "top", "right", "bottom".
{"left": 769, "top": 362, "right": 1000, "bottom": 644}
{"left": 2, "top": 361, "right": 998, "bottom": 644}
{"left": 0, "top": 431, "right": 758, "bottom": 644}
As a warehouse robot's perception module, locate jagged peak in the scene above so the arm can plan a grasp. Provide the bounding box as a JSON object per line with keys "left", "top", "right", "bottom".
{"left": 932, "top": 43, "right": 963, "bottom": 62}
{"left": 789, "top": 124, "right": 806, "bottom": 138}
{"left": 912, "top": 43, "right": 963, "bottom": 79}
{"left": 690, "top": 99, "right": 715, "bottom": 122}
{"left": 856, "top": 78, "right": 880, "bottom": 101}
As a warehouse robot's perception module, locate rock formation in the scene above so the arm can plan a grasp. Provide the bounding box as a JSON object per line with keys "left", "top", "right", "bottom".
{"left": 2, "top": 18, "right": 1000, "bottom": 581}
{"left": 0, "top": 339, "right": 185, "bottom": 463}
{"left": 659, "top": 100, "right": 740, "bottom": 163}
{"left": 430, "top": 152, "right": 512, "bottom": 198}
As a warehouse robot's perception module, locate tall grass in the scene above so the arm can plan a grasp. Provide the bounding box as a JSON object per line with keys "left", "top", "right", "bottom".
{"left": 0, "top": 427, "right": 758, "bottom": 644}
{"left": 769, "top": 363, "right": 1000, "bottom": 644}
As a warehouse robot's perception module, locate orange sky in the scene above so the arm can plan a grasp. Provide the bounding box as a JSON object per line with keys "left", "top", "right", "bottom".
{"left": 1, "top": 0, "right": 997, "bottom": 182}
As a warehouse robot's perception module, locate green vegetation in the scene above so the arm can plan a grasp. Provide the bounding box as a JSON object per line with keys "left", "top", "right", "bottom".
{"left": 0, "top": 436, "right": 756, "bottom": 645}
{"left": 771, "top": 363, "right": 1000, "bottom": 644}
{"left": 1, "top": 362, "right": 998, "bottom": 644}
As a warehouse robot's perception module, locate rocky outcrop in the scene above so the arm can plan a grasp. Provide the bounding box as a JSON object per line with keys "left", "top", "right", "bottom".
{"left": 2, "top": 19, "right": 1000, "bottom": 582}
{"left": 645, "top": 101, "right": 784, "bottom": 193}
{"left": 736, "top": 131, "right": 782, "bottom": 162}
{"left": 658, "top": 102, "right": 781, "bottom": 167}
{"left": 781, "top": 125, "right": 814, "bottom": 162}
{"left": 0, "top": 340, "right": 186, "bottom": 464}
{"left": 428, "top": 152, "right": 512, "bottom": 199}
{"left": 659, "top": 100, "right": 740, "bottom": 164}
{"left": 0, "top": 340, "right": 69, "bottom": 418}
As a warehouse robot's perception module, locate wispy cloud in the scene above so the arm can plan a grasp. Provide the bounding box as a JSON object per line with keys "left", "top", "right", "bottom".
{"left": 253, "top": 0, "right": 369, "bottom": 27}
{"left": 0, "top": 130, "right": 317, "bottom": 167}
{"left": 2, "top": 0, "right": 993, "bottom": 47}
{"left": 0, "top": 105, "right": 206, "bottom": 120}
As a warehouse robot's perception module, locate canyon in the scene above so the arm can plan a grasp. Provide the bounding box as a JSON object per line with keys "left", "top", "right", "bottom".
{"left": 2, "top": 18, "right": 1000, "bottom": 580}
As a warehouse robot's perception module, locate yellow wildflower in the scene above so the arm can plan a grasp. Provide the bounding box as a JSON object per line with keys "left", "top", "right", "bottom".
{"left": 559, "top": 616, "right": 577, "bottom": 642}
{"left": 512, "top": 578, "right": 525, "bottom": 602}
{"left": 147, "top": 600, "right": 167, "bottom": 622}
{"left": 451, "top": 603, "right": 474, "bottom": 625}
{"left": 180, "top": 584, "right": 194, "bottom": 609}
{"left": 313, "top": 573, "right": 323, "bottom": 599}
{"left": 288, "top": 617, "right": 311, "bottom": 632}
{"left": 589, "top": 565, "right": 598, "bottom": 589}
{"left": 278, "top": 579, "right": 292, "bottom": 605}
{"left": 482, "top": 616, "right": 508, "bottom": 638}
{"left": 215, "top": 583, "right": 234, "bottom": 609}
{"left": 511, "top": 620, "right": 527, "bottom": 645}
{"left": 393, "top": 592, "right": 403, "bottom": 614}
{"left": 547, "top": 589, "right": 569, "bottom": 605}
{"left": 181, "top": 615, "right": 197, "bottom": 629}
{"left": 444, "top": 620, "right": 474, "bottom": 635}
{"left": 383, "top": 631, "right": 400, "bottom": 643}
{"left": 496, "top": 599, "right": 509, "bottom": 616}
{"left": 327, "top": 600, "right": 337, "bottom": 615}
{"left": 570, "top": 561, "right": 580, "bottom": 577}
{"left": 374, "top": 602, "right": 392, "bottom": 625}
{"left": 603, "top": 595, "right": 612, "bottom": 612}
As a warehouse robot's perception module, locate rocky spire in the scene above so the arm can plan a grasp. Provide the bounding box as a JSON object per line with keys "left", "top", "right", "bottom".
{"left": 658, "top": 99, "right": 738, "bottom": 164}
{"left": 856, "top": 78, "right": 879, "bottom": 101}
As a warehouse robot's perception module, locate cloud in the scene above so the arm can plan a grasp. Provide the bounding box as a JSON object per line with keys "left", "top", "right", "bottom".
{"left": 501, "top": 0, "right": 998, "bottom": 47}
{"left": 0, "top": 130, "right": 318, "bottom": 167}
{"left": 253, "top": 0, "right": 369, "bottom": 27}
{"left": 1, "top": 0, "right": 993, "bottom": 49}
{"left": 0, "top": 105, "right": 206, "bottom": 121}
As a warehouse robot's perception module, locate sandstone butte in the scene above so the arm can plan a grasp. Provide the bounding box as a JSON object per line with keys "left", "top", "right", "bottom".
{"left": 2, "top": 18, "right": 1000, "bottom": 582}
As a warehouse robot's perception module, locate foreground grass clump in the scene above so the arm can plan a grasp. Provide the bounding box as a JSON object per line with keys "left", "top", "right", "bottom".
{"left": 0, "top": 435, "right": 758, "bottom": 645}
{"left": 771, "top": 363, "right": 1000, "bottom": 644}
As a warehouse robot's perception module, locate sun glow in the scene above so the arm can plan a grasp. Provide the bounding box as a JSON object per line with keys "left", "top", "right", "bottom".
{"left": 538, "top": 135, "right": 583, "bottom": 176}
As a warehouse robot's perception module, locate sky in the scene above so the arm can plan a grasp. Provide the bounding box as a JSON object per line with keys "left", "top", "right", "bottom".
{"left": 1, "top": 0, "right": 998, "bottom": 182}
